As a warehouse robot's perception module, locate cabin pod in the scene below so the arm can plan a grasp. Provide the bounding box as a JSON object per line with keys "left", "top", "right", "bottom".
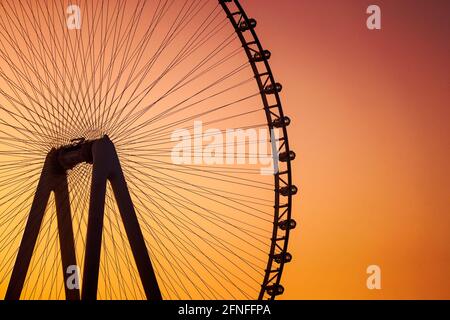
{"left": 266, "top": 284, "right": 284, "bottom": 296}
{"left": 252, "top": 50, "right": 271, "bottom": 62}
{"left": 279, "top": 151, "right": 296, "bottom": 162}
{"left": 273, "top": 252, "right": 292, "bottom": 264}
{"left": 272, "top": 116, "right": 291, "bottom": 128}
{"left": 278, "top": 219, "right": 297, "bottom": 231}
{"left": 264, "top": 83, "right": 282, "bottom": 95}
{"left": 239, "top": 18, "right": 257, "bottom": 32}
{"left": 280, "top": 185, "right": 297, "bottom": 196}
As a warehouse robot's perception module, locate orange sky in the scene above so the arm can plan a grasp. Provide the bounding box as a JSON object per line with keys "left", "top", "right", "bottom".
{"left": 0, "top": 0, "right": 448, "bottom": 300}
{"left": 244, "top": 0, "right": 450, "bottom": 299}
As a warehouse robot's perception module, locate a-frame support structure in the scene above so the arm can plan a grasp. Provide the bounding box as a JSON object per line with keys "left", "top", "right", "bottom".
{"left": 5, "top": 136, "right": 161, "bottom": 300}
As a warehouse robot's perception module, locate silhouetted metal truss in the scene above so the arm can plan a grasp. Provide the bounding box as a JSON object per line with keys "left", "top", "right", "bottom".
{"left": 220, "top": 0, "right": 297, "bottom": 300}
{"left": 6, "top": 136, "right": 161, "bottom": 300}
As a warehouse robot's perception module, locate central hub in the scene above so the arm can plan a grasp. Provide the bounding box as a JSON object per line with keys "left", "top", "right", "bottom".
{"left": 55, "top": 136, "right": 108, "bottom": 170}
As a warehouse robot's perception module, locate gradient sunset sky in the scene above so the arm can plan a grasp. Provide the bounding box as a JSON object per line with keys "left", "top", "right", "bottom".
{"left": 0, "top": 0, "right": 448, "bottom": 300}
{"left": 243, "top": 0, "right": 450, "bottom": 299}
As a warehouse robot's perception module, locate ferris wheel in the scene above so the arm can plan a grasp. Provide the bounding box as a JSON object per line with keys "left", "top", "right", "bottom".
{"left": 0, "top": 0, "right": 297, "bottom": 300}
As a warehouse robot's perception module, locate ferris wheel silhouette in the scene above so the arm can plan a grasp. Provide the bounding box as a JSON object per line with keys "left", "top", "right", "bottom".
{"left": 0, "top": 0, "right": 297, "bottom": 300}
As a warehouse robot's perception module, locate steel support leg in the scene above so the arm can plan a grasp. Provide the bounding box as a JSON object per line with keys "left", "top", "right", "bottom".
{"left": 54, "top": 174, "right": 80, "bottom": 300}
{"left": 81, "top": 139, "right": 108, "bottom": 300}
{"left": 109, "top": 146, "right": 162, "bottom": 300}
{"left": 82, "top": 137, "right": 161, "bottom": 300}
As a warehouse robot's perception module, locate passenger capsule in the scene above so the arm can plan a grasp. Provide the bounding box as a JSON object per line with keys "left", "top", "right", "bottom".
{"left": 239, "top": 18, "right": 257, "bottom": 32}
{"left": 272, "top": 116, "right": 291, "bottom": 128}
{"left": 273, "top": 252, "right": 292, "bottom": 264}
{"left": 264, "top": 83, "right": 282, "bottom": 95}
{"left": 252, "top": 50, "right": 271, "bottom": 62}
{"left": 279, "top": 151, "right": 296, "bottom": 162}
{"left": 279, "top": 219, "right": 297, "bottom": 231}
{"left": 280, "top": 185, "right": 297, "bottom": 196}
{"left": 266, "top": 284, "right": 284, "bottom": 296}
